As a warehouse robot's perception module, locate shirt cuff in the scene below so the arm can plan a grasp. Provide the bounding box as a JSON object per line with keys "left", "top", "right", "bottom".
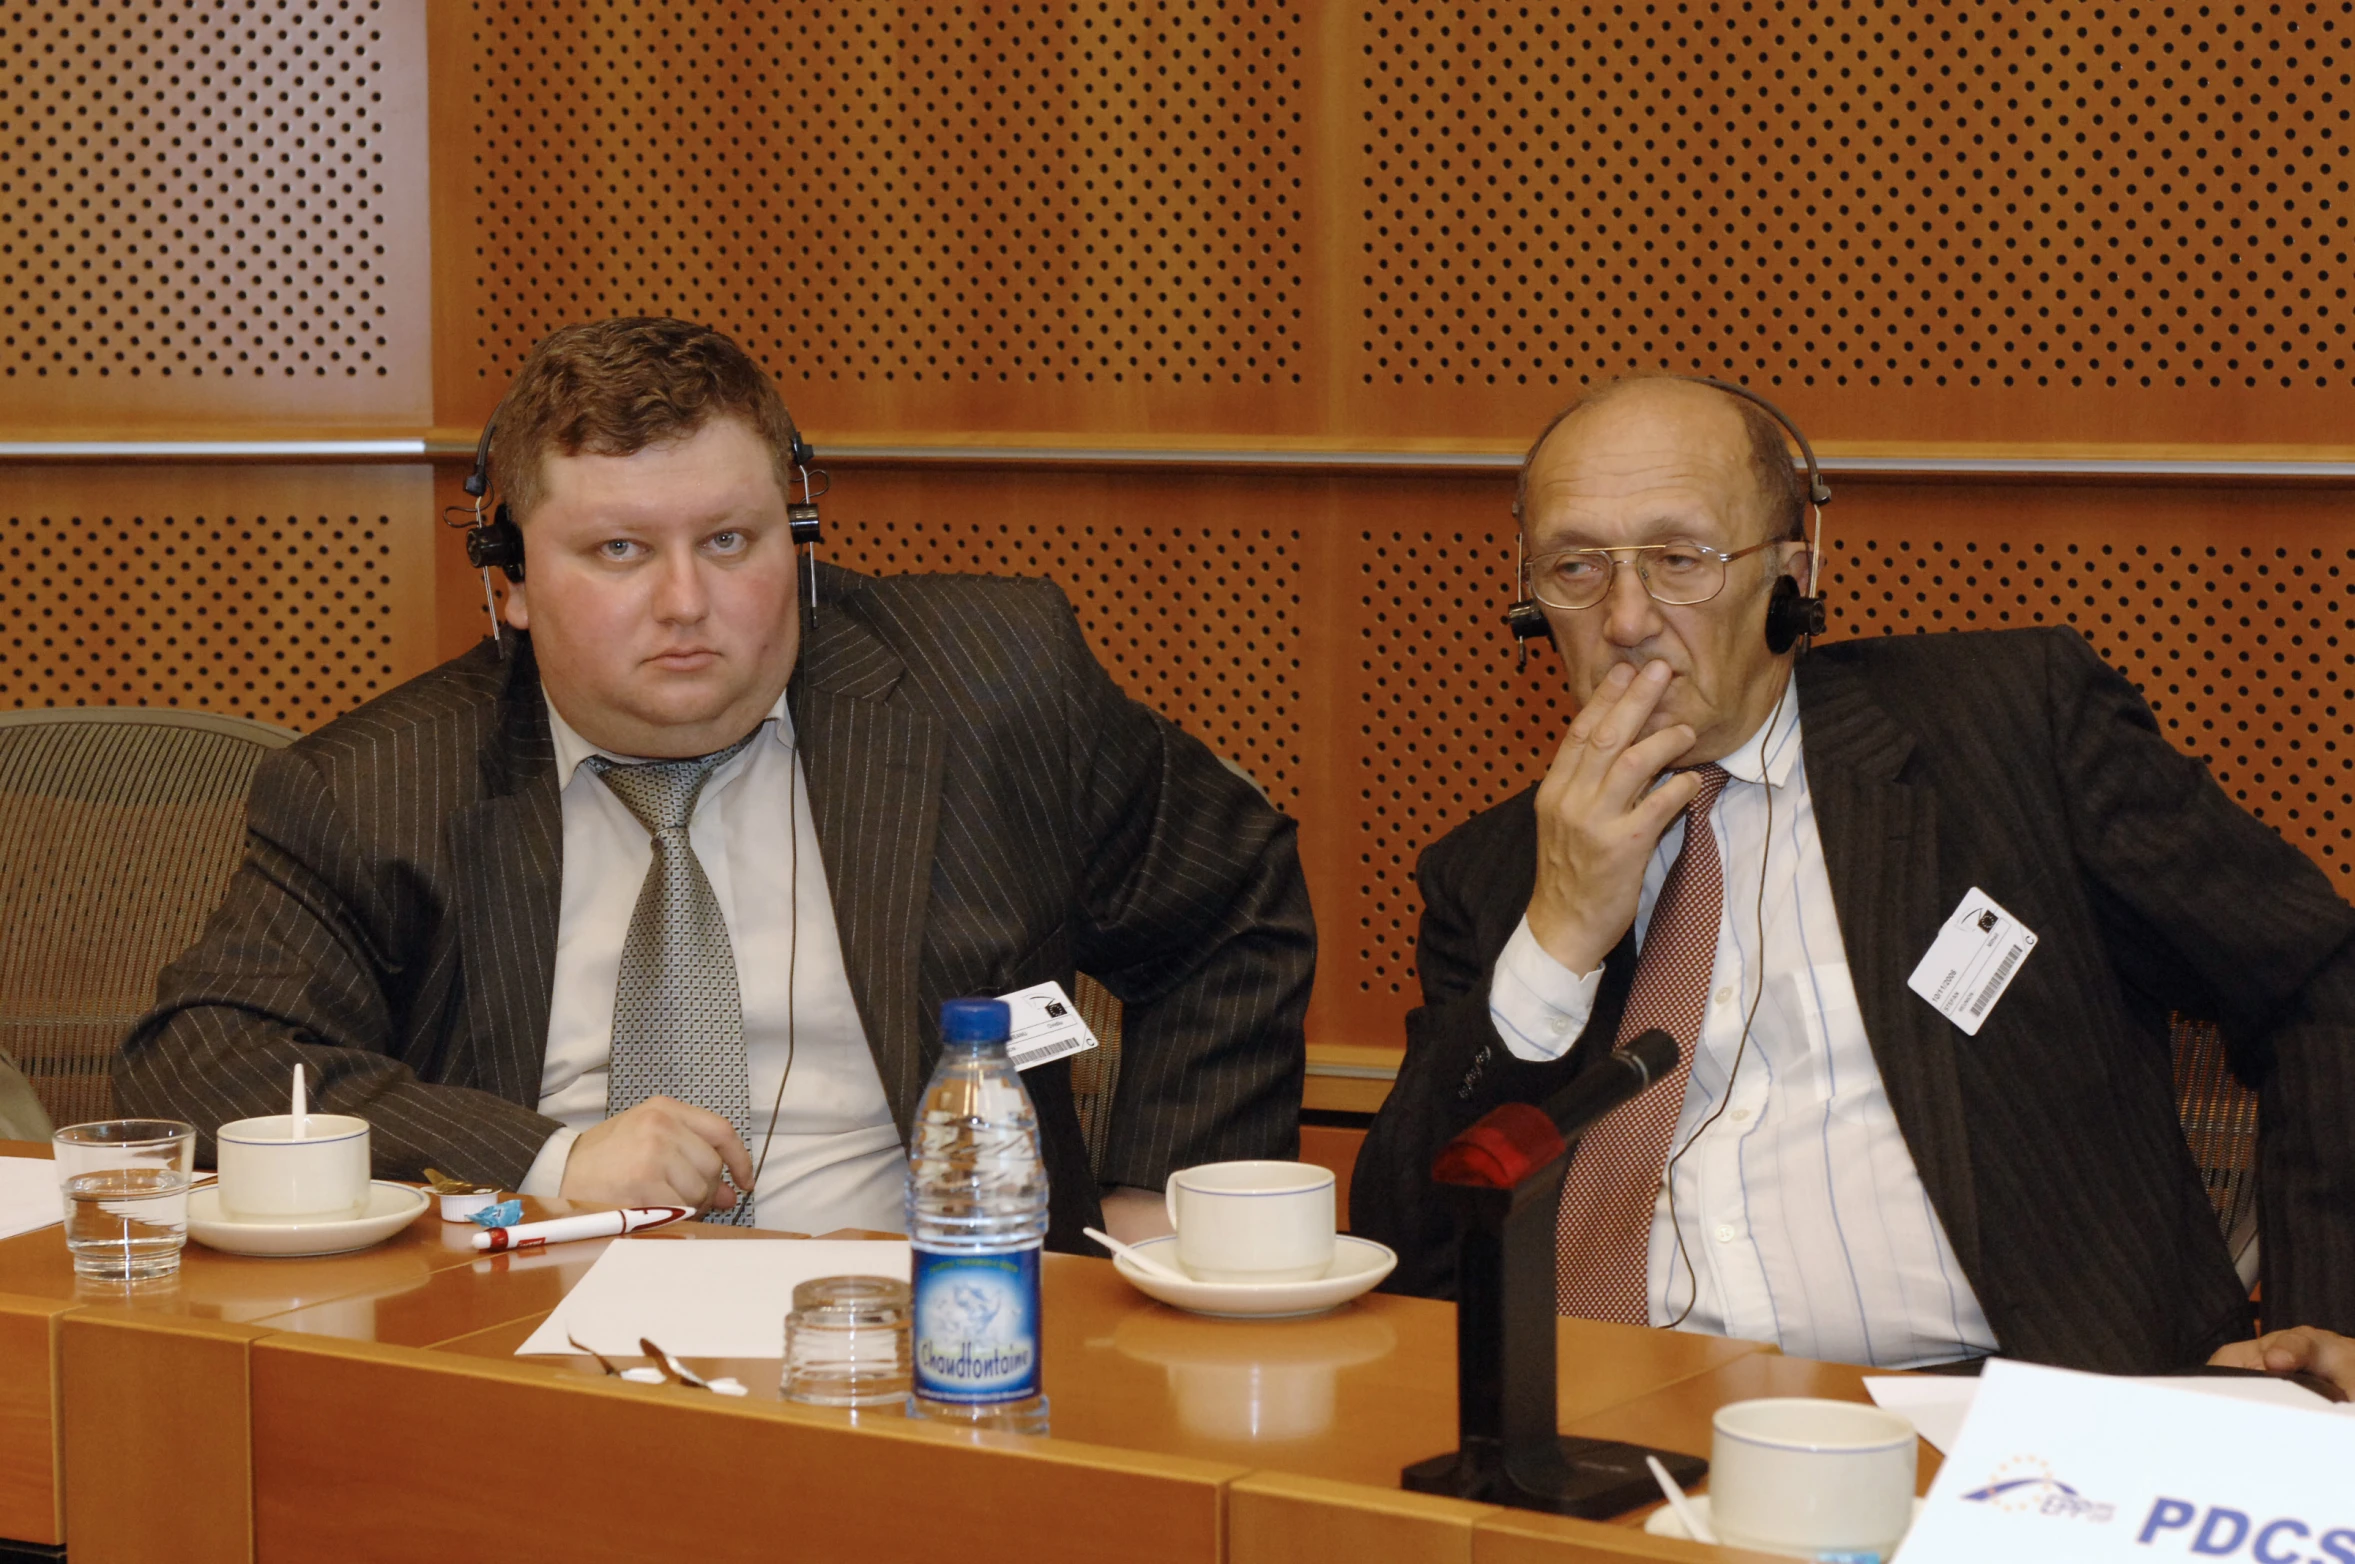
{"left": 518, "top": 1126, "right": 581, "bottom": 1200}
{"left": 1488, "top": 915, "right": 1606, "bottom": 1062}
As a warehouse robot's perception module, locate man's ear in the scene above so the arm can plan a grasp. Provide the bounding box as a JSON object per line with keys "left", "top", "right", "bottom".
{"left": 1784, "top": 537, "right": 1815, "bottom": 595}
{"left": 501, "top": 578, "right": 530, "bottom": 631}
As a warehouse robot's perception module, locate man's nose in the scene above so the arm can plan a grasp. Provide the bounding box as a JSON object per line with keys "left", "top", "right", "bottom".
{"left": 1599, "top": 555, "right": 1663, "bottom": 647}
{"left": 651, "top": 550, "right": 710, "bottom": 623}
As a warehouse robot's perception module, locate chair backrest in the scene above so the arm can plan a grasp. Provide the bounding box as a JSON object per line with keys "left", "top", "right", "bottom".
{"left": 1068, "top": 974, "right": 1125, "bottom": 1179}
{"left": 0, "top": 708, "right": 296, "bottom": 1129}
{"left": 2171, "top": 1013, "right": 2262, "bottom": 1291}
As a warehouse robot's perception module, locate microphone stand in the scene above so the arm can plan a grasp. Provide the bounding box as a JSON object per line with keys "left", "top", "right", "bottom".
{"left": 1401, "top": 1131, "right": 1707, "bottom": 1516}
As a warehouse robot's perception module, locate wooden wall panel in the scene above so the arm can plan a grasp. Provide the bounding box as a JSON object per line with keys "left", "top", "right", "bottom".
{"left": 433, "top": 1, "right": 2351, "bottom": 450}
{"left": 1335, "top": 2, "right": 2355, "bottom": 446}
{"left": 0, "top": 0, "right": 433, "bottom": 431}
{"left": 2, "top": 465, "right": 440, "bottom": 731}
{"left": 434, "top": 0, "right": 1321, "bottom": 436}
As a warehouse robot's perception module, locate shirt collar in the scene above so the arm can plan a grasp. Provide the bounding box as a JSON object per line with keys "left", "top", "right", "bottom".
{"left": 544, "top": 685, "right": 794, "bottom": 788}
{"left": 1713, "top": 673, "right": 1803, "bottom": 791}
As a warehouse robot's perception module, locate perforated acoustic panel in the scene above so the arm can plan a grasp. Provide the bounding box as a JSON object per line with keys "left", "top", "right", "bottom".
{"left": 2, "top": 466, "right": 437, "bottom": 731}
{"left": 1826, "top": 490, "right": 2355, "bottom": 885}
{"left": 441, "top": 2, "right": 2347, "bottom": 446}
{"left": 826, "top": 469, "right": 1305, "bottom": 811}
{"left": 451, "top": 0, "right": 1309, "bottom": 434}
{"left": 0, "top": 0, "right": 432, "bottom": 428}
{"left": 1344, "top": 1, "right": 2352, "bottom": 444}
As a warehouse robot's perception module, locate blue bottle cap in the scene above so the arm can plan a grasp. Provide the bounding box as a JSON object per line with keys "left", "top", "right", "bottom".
{"left": 940, "top": 997, "right": 1012, "bottom": 1044}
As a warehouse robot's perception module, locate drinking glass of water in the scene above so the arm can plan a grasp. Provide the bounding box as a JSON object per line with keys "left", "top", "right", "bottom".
{"left": 52, "top": 1120, "right": 196, "bottom": 1282}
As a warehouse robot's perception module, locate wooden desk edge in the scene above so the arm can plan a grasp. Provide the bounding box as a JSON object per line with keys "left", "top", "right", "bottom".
{"left": 255, "top": 1329, "right": 1257, "bottom": 1485}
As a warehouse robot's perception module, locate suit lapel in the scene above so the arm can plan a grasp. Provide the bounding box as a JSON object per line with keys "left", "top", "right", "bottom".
{"left": 448, "top": 643, "right": 563, "bottom": 1107}
{"left": 1797, "top": 654, "right": 1985, "bottom": 1286}
{"left": 789, "top": 585, "right": 947, "bottom": 1133}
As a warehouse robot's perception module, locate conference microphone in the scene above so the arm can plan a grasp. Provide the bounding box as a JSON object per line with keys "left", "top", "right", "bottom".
{"left": 1430, "top": 1030, "right": 1681, "bottom": 1190}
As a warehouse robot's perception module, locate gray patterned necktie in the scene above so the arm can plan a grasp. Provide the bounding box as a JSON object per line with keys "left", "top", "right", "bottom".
{"left": 588, "top": 730, "right": 761, "bottom": 1226}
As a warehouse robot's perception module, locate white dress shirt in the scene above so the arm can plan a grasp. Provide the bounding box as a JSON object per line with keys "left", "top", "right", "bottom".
{"left": 1488, "top": 686, "right": 2000, "bottom": 1368}
{"left": 518, "top": 691, "right": 907, "bottom": 1236}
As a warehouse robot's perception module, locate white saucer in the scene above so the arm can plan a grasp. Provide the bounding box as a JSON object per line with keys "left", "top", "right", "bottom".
{"left": 1643, "top": 1494, "right": 1927, "bottom": 1554}
{"left": 187, "top": 1181, "right": 431, "bottom": 1258}
{"left": 1111, "top": 1234, "right": 1397, "bottom": 1318}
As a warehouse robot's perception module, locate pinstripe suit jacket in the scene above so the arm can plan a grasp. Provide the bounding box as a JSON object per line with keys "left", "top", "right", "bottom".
{"left": 119, "top": 565, "right": 1315, "bottom": 1250}
{"left": 1352, "top": 627, "right": 2355, "bottom": 1372}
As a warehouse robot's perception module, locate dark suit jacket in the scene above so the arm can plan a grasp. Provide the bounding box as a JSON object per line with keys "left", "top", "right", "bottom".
{"left": 119, "top": 565, "right": 1316, "bottom": 1251}
{"left": 1351, "top": 627, "right": 2355, "bottom": 1372}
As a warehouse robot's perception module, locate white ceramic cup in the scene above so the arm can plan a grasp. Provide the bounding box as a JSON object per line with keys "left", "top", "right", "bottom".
{"left": 1163, "top": 1160, "right": 1336, "bottom": 1284}
{"left": 1708, "top": 1397, "right": 1919, "bottom": 1559}
{"left": 215, "top": 1114, "right": 372, "bottom": 1223}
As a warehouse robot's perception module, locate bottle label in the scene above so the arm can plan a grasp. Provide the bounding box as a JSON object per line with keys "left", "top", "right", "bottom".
{"left": 910, "top": 1247, "right": 1041, "bottom": 1405}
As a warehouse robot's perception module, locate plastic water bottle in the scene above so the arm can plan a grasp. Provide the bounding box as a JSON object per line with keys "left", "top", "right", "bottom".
{"left": 905, "top": 997, "right": 1050, "bottom": 1433}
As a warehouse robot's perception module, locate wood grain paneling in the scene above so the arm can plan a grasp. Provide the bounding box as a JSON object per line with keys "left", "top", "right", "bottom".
{"left": 251, "top": 1333, "right": 1243, "bottom": 1564}
{"left": 0, "top": 1295, "right": 71, "bottom": 1547}
{"left": 59, "top": 1309, "right": 267, "bottom": 1564}
{"left": 1230, "top": 1472, "right": 1498, "bottom": 1564}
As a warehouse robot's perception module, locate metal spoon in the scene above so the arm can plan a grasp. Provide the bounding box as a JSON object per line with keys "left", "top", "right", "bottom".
{"left": 1083, "top": 1225, "right": 1192, "bottom": 1284}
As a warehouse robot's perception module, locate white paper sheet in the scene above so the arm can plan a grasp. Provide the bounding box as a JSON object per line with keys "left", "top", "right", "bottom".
{"left": 1866, "top": 1369, "right": 2347, "bottom": 1454}
{"left": 0, "top": 1156, "right": 62, "bottom": 1242}
{"left": 516, "top": 1237, "right": 912, "bottom": 1359}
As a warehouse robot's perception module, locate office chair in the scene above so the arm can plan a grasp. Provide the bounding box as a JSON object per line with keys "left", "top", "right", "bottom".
{"left": 0, "top": 707, "right": 296, "bottom": 1128}
{"left": 2171, "top": 1013, "right": 2262, "bottom": 1292}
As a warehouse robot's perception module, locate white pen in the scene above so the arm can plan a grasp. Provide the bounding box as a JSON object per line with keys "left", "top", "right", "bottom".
{"left": 471, "top": 1205, "right": 694, "bottom": 1253}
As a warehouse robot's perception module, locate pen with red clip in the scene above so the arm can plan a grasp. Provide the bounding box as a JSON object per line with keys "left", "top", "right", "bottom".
{"left": 471, "top": 1205, "right": 695, "bottom": 1253}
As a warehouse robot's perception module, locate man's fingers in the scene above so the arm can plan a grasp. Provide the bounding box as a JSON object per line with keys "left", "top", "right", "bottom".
{"left": 2207, "top": 1339, "right": 2264, "bottom": 1371}
{"left": 1586, "top": 661, "right": 1674, "bottom": 753}
{"left": 2209, "top": 1327, "right": 2355, "bottom": 1399}
{"left": 646, "top": 1096, "right": 757, "bottom": 1190}
{"left": 1565, "top": 661, "right": 1638, "bottom": 746}
{"left": 1602, "top": 723, "right": 1698, "bottom": 805}
{"left": 1622, "top": 765, "right": 1705, "bottom": 843}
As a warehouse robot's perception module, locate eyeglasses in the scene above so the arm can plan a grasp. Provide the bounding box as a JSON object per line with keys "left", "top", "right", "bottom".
{"left": 1525, "top": 538, "right": 1786, "bottom": 610}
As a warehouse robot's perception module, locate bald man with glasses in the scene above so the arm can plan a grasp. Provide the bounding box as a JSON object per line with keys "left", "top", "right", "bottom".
{"left": 1352, "top": 375, "right": 2355, "bottom": 1383}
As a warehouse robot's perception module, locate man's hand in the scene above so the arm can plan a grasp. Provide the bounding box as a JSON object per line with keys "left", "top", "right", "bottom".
{"left": 2208, "top": 1325, "right": 2355, "bottom": 1401}
{"left": 1526, "top": 659, "right": 1702, "bottom": 976}
{"left": 559, "top": 1096, "right": 755, "bottom": 1214}
{"left": 1100, "top": 1184, "right": 1175, "bottom": 1244}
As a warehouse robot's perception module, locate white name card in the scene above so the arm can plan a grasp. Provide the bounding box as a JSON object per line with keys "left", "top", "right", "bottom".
{"left": 1901, "top": 1359, "right": 2355, "bottom": 1564}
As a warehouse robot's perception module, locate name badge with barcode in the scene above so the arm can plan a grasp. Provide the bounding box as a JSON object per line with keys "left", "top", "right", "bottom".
{"left": 1905, "top": 887, "right": 2037, "bottom": 1037}
{"left": 998, "top": 979, "right": 1103, "bottom": 1072}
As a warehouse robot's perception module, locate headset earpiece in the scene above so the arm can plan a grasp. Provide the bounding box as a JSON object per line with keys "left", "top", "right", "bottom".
{"left": 464, "top": 502, "right": 526, "bottom": 583}
{"left": 1763, "top": 572, "right": 1826, "bottom": 655}
{"left": 1504, "top": 597, "right": 1555, "bottom": 670}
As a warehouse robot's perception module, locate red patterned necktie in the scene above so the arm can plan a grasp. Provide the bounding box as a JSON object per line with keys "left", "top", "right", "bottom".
{"left": 1554, "top": 763, "right": 1731, "bottom": 1322}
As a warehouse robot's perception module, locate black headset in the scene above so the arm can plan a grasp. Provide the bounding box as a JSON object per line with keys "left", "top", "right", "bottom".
{"left": 1506, "top": 376, "right": 1831, "bottom": 661}
{"left": 458, "top": 404, "right": 827, "bottom": 645}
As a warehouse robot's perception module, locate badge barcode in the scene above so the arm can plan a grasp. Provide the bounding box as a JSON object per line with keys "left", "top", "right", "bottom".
{"left": 1009, "top": 1033, "right": 1093, "bottom": 1071}
{"left": 1970, "top": 946, "right": 2025, "bottom": 1017}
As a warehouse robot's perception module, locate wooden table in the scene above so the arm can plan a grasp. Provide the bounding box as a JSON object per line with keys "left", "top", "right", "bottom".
{"left": 0, "top": 1141, "right": 1939, "bottom": 1563}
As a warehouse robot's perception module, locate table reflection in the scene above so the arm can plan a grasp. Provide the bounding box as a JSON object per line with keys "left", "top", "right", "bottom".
{"left": 1112, "top": 1307, "right": 1398, "bottom": 1442}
